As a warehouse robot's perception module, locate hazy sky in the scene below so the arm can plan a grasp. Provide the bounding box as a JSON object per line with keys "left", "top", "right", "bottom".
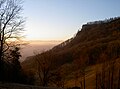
{"left": 23, "top": 0, "right": 120, "bottom": 41}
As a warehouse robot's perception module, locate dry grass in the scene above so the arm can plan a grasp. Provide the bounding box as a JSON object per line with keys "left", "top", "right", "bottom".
{"left": 64, "top": 59, "right": 120, "bottom": 89}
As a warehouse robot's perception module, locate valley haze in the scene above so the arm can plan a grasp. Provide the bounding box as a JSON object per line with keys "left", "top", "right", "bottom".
{"left": 20, "top": 40, "right": 62, "bottom": 61}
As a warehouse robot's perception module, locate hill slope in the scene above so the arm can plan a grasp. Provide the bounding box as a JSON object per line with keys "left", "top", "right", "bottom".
{"left": 22, "top": 17, "right": 120, "bottom": 88}
{"left": 50, "top": 17, "right": 120, "bottom": 65}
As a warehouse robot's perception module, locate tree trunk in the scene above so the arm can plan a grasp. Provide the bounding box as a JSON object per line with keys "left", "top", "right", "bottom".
{"left": 102, "top": 67, "right": 105, "bottom": 89}
{"left": 96, "top": 72, "right": 98, "bottom": 89}
{"left": 108, "top": 69, "right": 110, "bottom": 89}
{"left": 80, "top": 81, "right": 83, "bottom": 89}
{"left": 83, "top": 73, "right": 85, "bottom": 89}
{"left": 111, "top": 64, "right": 114, "bottom": 89}
{"left": 118, "top": 69, "right": 120, "bottom": 89}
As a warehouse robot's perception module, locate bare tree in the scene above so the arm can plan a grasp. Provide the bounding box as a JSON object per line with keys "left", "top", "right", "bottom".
{"left": 34, "top": 51, "right": 54, "bottom": 86}
{"left": 50, "top": 69, "right": 66, "bottom": 88}
{"left": 73, "top": 55, "right": 88, "bottom": 89}
{"left": 0, "top": 0, "right": 24, "bottom": 81}
{"left": 0, "top": 0, "right": 24, "bottom": 61}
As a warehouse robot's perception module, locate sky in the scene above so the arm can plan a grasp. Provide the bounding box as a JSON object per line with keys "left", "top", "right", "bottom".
{"left": 23, "top": 0, "right": 120, "bottom": 41}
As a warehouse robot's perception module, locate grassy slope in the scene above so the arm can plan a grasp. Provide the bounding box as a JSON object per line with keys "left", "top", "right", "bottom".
{"left": 65, "top": 58, "right": 120, "bottom": 89}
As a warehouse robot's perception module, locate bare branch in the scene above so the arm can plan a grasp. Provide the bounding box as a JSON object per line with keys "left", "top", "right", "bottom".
{"left": 0, "top": 0, "right": 24, "bottom": 61}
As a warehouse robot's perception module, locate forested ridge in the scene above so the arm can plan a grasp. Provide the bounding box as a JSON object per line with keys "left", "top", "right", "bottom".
{"left": 22, "top": 17, "right": 120, "bottom": 89}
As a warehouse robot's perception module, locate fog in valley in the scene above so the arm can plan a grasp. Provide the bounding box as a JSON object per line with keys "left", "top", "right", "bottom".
{"left": 20, "top": 40, "right": 62, "bottom": 61}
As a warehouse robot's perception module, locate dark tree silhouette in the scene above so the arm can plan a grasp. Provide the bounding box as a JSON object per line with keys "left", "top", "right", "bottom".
{"left": 0, "top": 0, "right": 24, "bottom": 82}
{"left": 0, "top": 0, "right": 24, "bottom": 76}
{"left": 9, "top": 46, "right": 22, "bottom": 82}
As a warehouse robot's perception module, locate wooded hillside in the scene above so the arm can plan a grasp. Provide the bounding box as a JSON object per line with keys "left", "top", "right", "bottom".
{"left": 22, "top": 17, "right": 120, "bottom": 89}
